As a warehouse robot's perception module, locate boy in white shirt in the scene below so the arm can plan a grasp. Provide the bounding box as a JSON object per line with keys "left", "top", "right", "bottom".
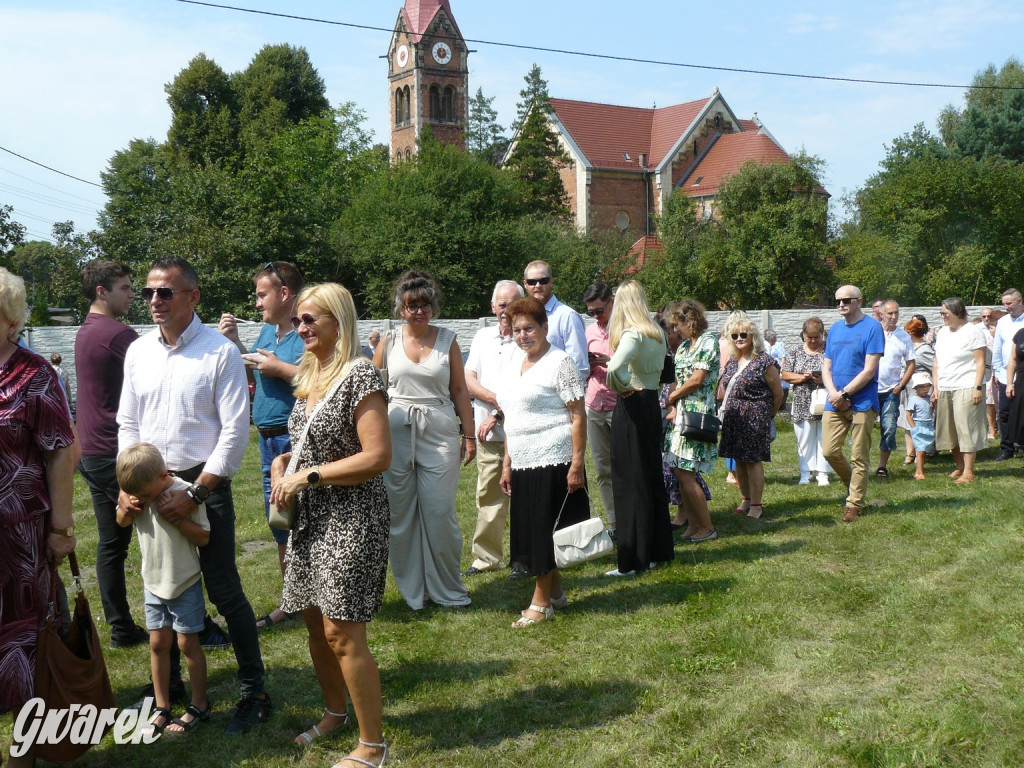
{"left": 117, "top": 443, "right": 211, "bottom": 737}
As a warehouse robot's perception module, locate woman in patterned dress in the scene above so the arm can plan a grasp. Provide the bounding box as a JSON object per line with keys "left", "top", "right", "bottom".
{"left": 270, "top": 283, "right": 391, "bottom": 768}
{"left": 718, "top": 317, "right": 784, "bottom": 520}
{"left": 781, "top": 317, "right": 832, "bottom": 486}
{"left": 0, "top": 268, "right": 77, "bottom": 768}
{"left": 664, "top": 300, "right": 721, "bottom": 543}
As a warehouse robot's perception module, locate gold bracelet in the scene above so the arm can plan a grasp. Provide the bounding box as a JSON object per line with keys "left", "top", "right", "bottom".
{"left": 51, "top": 524, "right": 75, "bottom": 537}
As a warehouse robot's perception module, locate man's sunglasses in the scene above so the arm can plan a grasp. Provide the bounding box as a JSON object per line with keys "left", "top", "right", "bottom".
{"left": 263, "top": 262, "right": 284, "bottom": 284}
{"left": 141, "top": 287, "right": 188, "bottom": 302}
{"left": 836, "top": 297, "right": 859, "bottom": 305}
{"left": 290, "top": 313, "right": 332, "bottom": 330}
{"left": 525, "top": 277, "right": 551, "bottom": 286}
{"left": 586, "top": 303, "right": 610, "bottom": 317}
{"left": 731, "top": 332, "right": 749, "bottom": 340}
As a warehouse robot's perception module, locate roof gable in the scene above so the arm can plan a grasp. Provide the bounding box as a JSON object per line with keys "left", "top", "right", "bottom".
{"left": 679, "top": 131, "right": 791, "bottom": 197}
{"left": 401, "top": 0, "right": 462, "bottom": 42}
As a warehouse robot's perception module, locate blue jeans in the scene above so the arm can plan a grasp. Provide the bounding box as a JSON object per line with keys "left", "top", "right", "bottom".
{"left": 78, "top": 454, "right": 138, "bottom": 641}
{"left": 878, "top": 390, "right": 900, "bottom": 452}
{"left": 259, "top": 433, "right": 292, "bottom": 546}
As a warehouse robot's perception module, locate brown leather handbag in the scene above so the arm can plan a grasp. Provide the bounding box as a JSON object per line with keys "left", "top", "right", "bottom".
{"left": 34, "top": 551, "right": 117, "bottom": 762}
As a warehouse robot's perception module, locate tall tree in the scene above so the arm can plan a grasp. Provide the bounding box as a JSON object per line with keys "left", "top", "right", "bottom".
{"left": 513, "top": 64, "right": 552, "bottom": 133}
{"left": 0, "top": 204, "right": 25, "bottom": 254}
{"left": 463, "top": 87, "right": 506, "bottom": 164}
{"left": 939, "top": 57, "right": 1024, "bottom": 157}
{"left": 165, "top": 53, "right": 238, "bottom": 169}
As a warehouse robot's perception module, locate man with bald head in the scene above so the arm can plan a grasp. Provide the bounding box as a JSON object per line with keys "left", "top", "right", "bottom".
{"left": 821, "top": 285, "right": 884, "bottom": 522}
{"left": 875, "top": 301, "right": 916, "bottom": 476}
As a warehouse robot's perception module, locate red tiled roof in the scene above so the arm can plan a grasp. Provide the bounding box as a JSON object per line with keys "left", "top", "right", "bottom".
{"left": 401, "top": 0, "right": 461, "bottom": 42}
{"left": 549, "top": 97, "right": 712, "bottom": 171}
{"left": 679, "top": 132, "right": 790, "bottom": 197}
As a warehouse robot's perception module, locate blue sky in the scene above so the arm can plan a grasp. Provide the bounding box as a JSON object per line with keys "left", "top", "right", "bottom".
{"left": 1, "top": 0, "right": 1021, "bottom": 242}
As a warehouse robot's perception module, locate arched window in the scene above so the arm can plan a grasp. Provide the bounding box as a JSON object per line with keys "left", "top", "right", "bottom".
{"left": 395, "top": 89, "right": 405, "bottom": 126}
{"left": 429, "top": 85, "right": 441, "bottom": 121}
{"left": 405, "top": 147, "right": 412, "bottom": 161}
{"left": 403, "top": 86, "right": 410, "bottom": 123}
{"left": 441, "top": 86, "right": 455, "bottom": 122}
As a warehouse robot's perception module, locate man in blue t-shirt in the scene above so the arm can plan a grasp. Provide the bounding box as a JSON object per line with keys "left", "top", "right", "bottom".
{"left": 822, "top": 285, "right": 884, "bottom": 522}
{"left": 219, "top": 261, "right": 304, "bottom": 627}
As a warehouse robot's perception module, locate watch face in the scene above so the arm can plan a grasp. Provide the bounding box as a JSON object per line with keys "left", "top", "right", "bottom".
{"left": 396, "top": 44, "right": 409, "bottom": 68}
{"left": 432, "top": 41, "right": 452, "bottom": 65}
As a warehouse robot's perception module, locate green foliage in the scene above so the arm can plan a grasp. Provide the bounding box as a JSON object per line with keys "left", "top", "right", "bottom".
{"left": 504, "top": 106, "right": 571, "bottom": 219}
{"left": 643, "top": 156, "right": 832, "bottom": 309}
{"left": 939, "top": 57, "right": 1024, "bottom": 160}
{"left": 0, "top": 204, "right": 26, "bottom": 254}
{"left": 512, "top": 63, "right": 551, "bottom": 133}
{"left": 3, "top": 221, "right": 98, "bottom": 321}
{"left": 164, "top": 54, "right": 238, "bottom": 169}
{"left": 463, "top": 87, "right": 507, "bottom": 165}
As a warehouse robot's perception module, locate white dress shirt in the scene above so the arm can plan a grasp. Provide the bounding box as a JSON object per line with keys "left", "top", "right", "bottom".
{"left": 118, "top": 313, "right": 250, "bottom": 478}
{"left": 992, "top": 311, "right": 1024, "bottom": 385}
{"left": 465, "top": 324, "right": 517, "bottom": 442}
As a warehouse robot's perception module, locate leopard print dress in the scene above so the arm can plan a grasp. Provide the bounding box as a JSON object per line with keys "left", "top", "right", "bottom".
{"left": 280, "top": 360, "right": 390, "bottom": 622}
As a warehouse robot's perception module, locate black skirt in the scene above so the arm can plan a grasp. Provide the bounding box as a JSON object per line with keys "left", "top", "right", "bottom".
{"left": 509, "top": 463, "right": 590, "bottom": 577}
{"left": 612, "top": 389, "right": 674, "bottom": 572}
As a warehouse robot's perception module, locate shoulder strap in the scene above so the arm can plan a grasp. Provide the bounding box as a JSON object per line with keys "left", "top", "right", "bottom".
{"left": 284, "top": 372, "right": 349, "bottom": 476}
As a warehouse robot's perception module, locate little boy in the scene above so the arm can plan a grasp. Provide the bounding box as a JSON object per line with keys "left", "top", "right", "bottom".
{"left": 116, "top": 443, "right": 211, "bottom": 736}
{"left": 905, "top": 372, "right": 935, "bottom": 481}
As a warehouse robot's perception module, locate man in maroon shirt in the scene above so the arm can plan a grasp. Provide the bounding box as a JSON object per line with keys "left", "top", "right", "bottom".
{"left": 75, "top": 261, "right": 146, "bottom": 648}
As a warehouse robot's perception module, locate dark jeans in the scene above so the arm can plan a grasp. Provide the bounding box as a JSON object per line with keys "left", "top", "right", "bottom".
{"left": 176, "top": 468, "right": 266, "bottom": 698}
{"left": 78, "top": 454, "right": 138, "bottom": 641}
{"left": 997, "top": 381, "right": 1017, "bottom": 454}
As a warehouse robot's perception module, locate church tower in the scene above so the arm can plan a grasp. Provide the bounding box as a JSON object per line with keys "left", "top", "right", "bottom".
{"left": 387, "top": 0, "right": 469, "bottom": 161}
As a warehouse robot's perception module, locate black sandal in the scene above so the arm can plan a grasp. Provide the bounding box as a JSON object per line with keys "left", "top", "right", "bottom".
{"left": 166, "top": 702, "right": 211, "bottom": 734}
{"left": 141, "top": 707, "right": 173, "bottom": 737}
{"left": 875, "top": 467, "right": 889, "bottom": 478}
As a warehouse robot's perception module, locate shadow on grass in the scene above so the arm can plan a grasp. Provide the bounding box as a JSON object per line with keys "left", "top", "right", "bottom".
{"left": 386, "top": 679, "right": 644, "bottom": 750}
{"left": 382, "top": 658, "right": 514, "bottom": 701}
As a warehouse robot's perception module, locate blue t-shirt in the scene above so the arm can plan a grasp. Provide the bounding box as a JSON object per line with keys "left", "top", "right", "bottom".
{"left": 908, "top": 394, "right": 933, "bottom": 423}
{"left": 825, "top": 315, "right": 884, "bottom": 412}
{"left": 250, "top": 323, "right": 304, "bottom": 428}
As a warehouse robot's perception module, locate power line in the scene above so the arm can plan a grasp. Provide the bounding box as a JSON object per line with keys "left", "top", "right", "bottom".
{"left": 0, "top": 182, "right": 99, "bottom": 216}
{"left": 0, "top": 146, "right": 103, "bottom": 188}
{"left": 173, "top": 0, "right": 1024, "bottom": 92}
{"left": 0, "top": 166, "right": 106, "bottom": 206}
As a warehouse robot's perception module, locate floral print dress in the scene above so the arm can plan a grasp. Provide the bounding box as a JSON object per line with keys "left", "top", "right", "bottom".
{"left": 665, "top": 330, "right": 720, "bottom": 474}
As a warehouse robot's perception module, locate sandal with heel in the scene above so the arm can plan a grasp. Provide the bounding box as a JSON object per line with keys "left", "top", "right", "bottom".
{"left": 294, "top": 708, "right": 350, "bottom": 745}
{"left": 333, "top": 738, "right": 389, "bottom": 767}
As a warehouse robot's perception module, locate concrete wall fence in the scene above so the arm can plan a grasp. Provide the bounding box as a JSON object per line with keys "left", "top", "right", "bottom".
{"left": 27, "top": 306, "right": 988, "bottom": 395}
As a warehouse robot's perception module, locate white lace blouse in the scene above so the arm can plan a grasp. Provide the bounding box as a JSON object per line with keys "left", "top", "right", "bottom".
{"left": 497, "top": 347, "right": 586, "bottom": 470}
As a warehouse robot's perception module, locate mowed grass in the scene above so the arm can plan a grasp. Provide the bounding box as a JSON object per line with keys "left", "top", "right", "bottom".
{"left": 4, "top": 421, "right": 1024, "bottom": 767}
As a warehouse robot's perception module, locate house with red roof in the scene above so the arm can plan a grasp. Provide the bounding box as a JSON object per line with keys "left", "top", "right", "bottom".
{"left": 536, "top": 89, "right": 820, "bottom": 236}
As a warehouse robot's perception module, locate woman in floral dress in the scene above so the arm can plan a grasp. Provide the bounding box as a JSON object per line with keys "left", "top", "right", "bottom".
{"left": 664, "top": 300, "right": 720, "bottom": 543}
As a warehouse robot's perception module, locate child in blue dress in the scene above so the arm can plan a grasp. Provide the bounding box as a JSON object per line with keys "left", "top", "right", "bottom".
{"left": 905, "top": 372, "right": 935, "bottom": 480}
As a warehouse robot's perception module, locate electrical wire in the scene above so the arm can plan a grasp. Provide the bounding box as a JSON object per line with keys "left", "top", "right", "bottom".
{"left": 0, "top": 146, "right": 102, "bottom": 187}
{"left": 0, "top": 166, "right": 106, "bottom": 206}
{"left": 173, "top": 0, "right": 1024, "bottom": 92}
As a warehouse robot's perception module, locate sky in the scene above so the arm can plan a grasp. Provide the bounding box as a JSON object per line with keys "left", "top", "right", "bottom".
{"left": 1, "top": 0, "right": 1021, "bottom": 243}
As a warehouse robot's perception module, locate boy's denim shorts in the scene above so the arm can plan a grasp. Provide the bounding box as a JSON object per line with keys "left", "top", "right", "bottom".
{"left": 144, "top": 580, "right": 205, "bottom": 634}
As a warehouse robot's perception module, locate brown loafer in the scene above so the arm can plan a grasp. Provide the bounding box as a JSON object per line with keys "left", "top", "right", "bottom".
{"left": 842, "top": 506, "right": 859, "bottom": 522}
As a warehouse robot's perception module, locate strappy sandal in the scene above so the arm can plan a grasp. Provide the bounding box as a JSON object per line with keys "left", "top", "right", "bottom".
{"left": 549, "top": 593, "right": 568, "bottom": 609}
{"left": 746, "top": 504, "right": 764, "bottom": 520}
{"left": 512, "top": 604, "right": 554, "bottom": 628}
{"left": 294, "top": 708, "right": 350, "bottom": 745}
{"left": 333, "top": 738, "right": 389, "bottom": 767}
{"left": 165, "top": 702, "right": 211, "bottom": 734}
{"left": 733, "top": 497, "right": 750, "bottom": 515}
{"left": 140, "top": 706, "right": 173, "bottom": 738}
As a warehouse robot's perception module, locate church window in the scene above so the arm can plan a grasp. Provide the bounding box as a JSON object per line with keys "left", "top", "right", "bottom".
{"left": 429, "top": 85, "right": 441, "bottom": 121}
{"left": 405, "top": 147, "right": 412, "bottom": 161}
{"left": 395, "top": 89, "right": 404, "bottom": 126}
{"left": 402, "top": 86, "right": 410, "bottom": 123}
{"left": 441, "top": 86, "right": 455, "bottom": 122}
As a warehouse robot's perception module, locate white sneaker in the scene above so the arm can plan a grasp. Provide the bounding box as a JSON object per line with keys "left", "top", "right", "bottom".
{"left": 799, "top": 473, "right": 811, "bottom": 485}
{"left": 817, "top": 473, "right": 830, "bottom": 486}
{"left": 604, "top": 568, "right": 635, "bottom": 577}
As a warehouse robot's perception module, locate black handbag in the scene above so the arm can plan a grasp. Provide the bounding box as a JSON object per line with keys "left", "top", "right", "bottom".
{"left": 34, "top": 552, "right": 116, "bottom": 763}
{"left": 679, "top": 411, "right": 721, "bottom": 443}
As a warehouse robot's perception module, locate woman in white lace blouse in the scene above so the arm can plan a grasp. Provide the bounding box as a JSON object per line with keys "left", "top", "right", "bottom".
{"left": 498, "top": 296, "right": 589, "bottom": 628}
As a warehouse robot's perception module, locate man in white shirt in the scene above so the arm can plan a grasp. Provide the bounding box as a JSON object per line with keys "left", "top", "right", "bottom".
{"left": 463, "top": 280, "right": 523, "bottom": 577}
{"left": 874, "top": 301, "right": 916, "bottom": 475}
{"left": 117, "top": 257, "right": 271, "bottom": 734}
{"left": 523, "top": 260, "right": 588, "bottom": 379}
{"left": 992, "top": 288, "right": 1024, "bottom": 461}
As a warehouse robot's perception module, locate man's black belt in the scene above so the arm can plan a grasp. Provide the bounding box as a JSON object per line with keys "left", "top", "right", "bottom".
{"left": 258, "top": 426, "right": 289, "bottom": 439}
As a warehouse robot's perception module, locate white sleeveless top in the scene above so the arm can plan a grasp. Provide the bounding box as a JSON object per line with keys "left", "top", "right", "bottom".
{"left": 386, "top": 326, "right": 456, "bottom": 410}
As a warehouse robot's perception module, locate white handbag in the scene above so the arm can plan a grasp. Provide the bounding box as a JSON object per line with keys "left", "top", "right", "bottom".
{"left": 809, "top": 387, "right": 828, "bottom": 417}
{"left": 551, "top": 489, "right": 613, "bottom": 569}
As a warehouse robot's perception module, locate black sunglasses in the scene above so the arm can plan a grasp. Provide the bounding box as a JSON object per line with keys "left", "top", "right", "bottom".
{"left": 586, "top": 303, "right": 610, "bottom": 317}
{"left": 836, "top": 297, "right": 858, "bottom": 305}
{"left": 290, "top": 313, "right": 332, "bottom": 330}
{"left": 731, "top": 332, "right": 749, "bottom": 340}
{"left": 263, "top": 261, "right": 284, "bottom": 283}
{"left": 141, "top": 287, "right": 188, "bottom": 302}
{"left": 525, "top": 277, "right": 551, "bottom": 286}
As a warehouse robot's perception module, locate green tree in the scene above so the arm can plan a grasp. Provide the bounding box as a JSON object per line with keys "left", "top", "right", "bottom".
{"left": 165, "top": 54, "right": 238, "bottom": 169}
{"left": 0, "top": 204, "right": 26, "bottom": 254}
{"left": 463, "top": 87, "right": 506, "bottom": 164}
{"left": 647, "top": 155, "right": 832, "bottom": 309}
{"left": 504, "top": 105, "right": 571, "bottom": 219}
{"left": 939, "top": 57, "right": 1024, "bottom": 158}
{"left": 512, "top": 63, "right": 551, "bottom": 133}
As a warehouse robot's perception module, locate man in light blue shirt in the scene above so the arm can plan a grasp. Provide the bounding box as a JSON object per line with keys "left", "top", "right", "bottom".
{"left": 992, "top": 287, "right": 1024, "bottom": 460}
{"left": 523, "top": 260, "right": 588, "bottom": 379}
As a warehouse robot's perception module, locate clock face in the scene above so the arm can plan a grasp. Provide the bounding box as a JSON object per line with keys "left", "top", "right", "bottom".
{"left": 396, "top": 44, "right": 409, "bottom": 68}
{"left": 432, "top": 41, "right": 452, "bottom": 65}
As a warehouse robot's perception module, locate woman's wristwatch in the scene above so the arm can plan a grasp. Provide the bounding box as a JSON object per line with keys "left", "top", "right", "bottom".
{"left": 51, "top": 524, "right": 75, "bottom": 537}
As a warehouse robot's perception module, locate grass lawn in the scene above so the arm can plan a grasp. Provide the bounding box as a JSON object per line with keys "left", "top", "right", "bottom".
{"left": 4, "top": 421, "right": 1024, "bottom": 767}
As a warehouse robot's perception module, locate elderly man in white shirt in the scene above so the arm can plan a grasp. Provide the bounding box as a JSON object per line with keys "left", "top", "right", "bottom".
{"left": 874, "top": 301, "right": 916, "bottom": 476}
{"left": 117, "top": 257, "right": 271, "bottom": 734}
{"left": 523, "top": 260, "right": 589, "bottom": 380}
{"left": 992, "top": 288, "right": 1024, "bottom": 461}
{"left": 462, "top": 280, "right": 524, "bottom": 577}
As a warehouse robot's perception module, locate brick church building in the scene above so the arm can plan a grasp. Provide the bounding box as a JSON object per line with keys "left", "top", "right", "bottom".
{"left": 386, "top": 1, "right": 815, "bottom": 244}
